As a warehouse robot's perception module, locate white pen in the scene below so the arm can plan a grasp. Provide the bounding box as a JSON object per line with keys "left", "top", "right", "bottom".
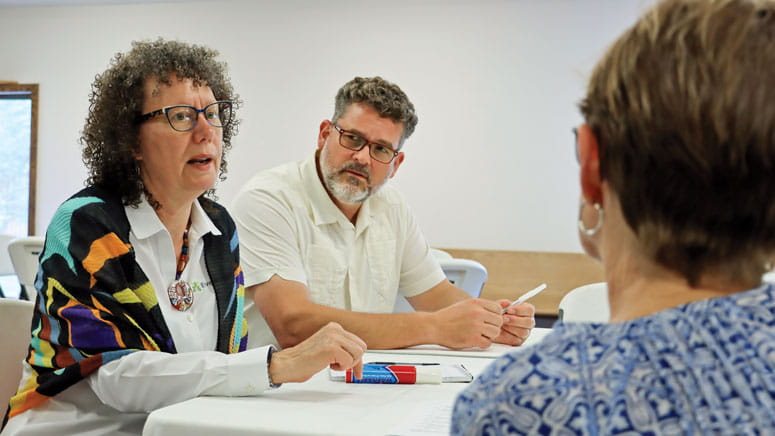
{"left": 501, "top": 283, "right": 547, "bottom": 314}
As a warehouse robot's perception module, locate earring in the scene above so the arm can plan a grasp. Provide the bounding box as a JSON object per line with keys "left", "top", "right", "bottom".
{"left": 578, "top": 199, "right": 604, "bottom": 236}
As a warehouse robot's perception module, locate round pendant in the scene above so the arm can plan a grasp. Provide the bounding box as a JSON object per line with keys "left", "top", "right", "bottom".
{"left": 167, "top": 279, "right": 193, "bottom": 311}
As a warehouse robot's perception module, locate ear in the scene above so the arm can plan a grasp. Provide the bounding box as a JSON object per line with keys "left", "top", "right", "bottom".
{"left": 388, "top": 151, "right": 405, "bottom": 178}
{"left": 577, "top": 124, "right": 602, "bottom": 204}
{"left": 132, "top": 146, "right": 143, "bottom": 161}
{"left": 317, "top": 120, "right": 332, "bottom": 151}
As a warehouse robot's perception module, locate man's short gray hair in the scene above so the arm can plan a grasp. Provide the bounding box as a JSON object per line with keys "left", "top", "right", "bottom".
{"left": 332, "top": 76, "right": 418, "bottom": 147}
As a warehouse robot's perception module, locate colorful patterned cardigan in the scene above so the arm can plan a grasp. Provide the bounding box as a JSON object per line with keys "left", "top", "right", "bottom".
{"left": 4, "top": 186, "right": 248, "bottom": 422}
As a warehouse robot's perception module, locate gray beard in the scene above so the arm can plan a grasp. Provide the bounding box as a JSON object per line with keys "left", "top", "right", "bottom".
{"left": 325, "top": 171, "right": 371, "bottom": 204}
{"left": 320, "top": 147, "right": 389, "bottom": 205}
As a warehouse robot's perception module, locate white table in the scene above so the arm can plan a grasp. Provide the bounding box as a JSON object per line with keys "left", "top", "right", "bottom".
{"left": 143, "top": 328, "right": 553, "bottom": 436}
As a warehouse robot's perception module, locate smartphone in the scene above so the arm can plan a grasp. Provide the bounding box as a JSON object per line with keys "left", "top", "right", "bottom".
{"left": 441, "top": 363, "right": 474, "bottom": 383}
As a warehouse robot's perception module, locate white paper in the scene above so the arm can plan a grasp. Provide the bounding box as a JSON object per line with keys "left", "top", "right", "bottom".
{"left": 386, "top": 400, "right": 453, "bottom": 435}
{"left": 373, "top": 327, "right": 553, "bottom": 358}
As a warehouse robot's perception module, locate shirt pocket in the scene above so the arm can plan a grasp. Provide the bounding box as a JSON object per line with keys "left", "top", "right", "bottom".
{"left": 366, "top": 239, "right": 399, "bottom": 311}
{"left": 305, "top": 243, "right": 347, "bottom": 308}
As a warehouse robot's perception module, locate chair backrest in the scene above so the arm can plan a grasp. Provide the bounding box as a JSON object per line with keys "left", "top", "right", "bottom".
{"left": 0, "top": 234, "right": 18, "bottom": 298}
{"left": 8, "top": 236, "right": 45, "bottom": 300}
{"left": 0, "top": 298, "right": 34, "bottom": 418}
{"left": 557, "top": 282, "right": 610, "bottom": 322}
{"left": 393, "top": 257, "right": 488, "bottom": 312}
{"left": 438, "top": 258, "right": 488, "bottom": 298}
{"left": 0, "top": 234, "right": 16, "bottom": 276}
{"left": 430, "top": 248, "right": 454, "bottom": 261}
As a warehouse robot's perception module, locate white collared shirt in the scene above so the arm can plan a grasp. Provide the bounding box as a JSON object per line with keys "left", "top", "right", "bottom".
{"left": 127, "top": 196, "right": 220, "bottom": 352}
{"left": 231, "top": 154, "right": 446, "bottom": 348}
{"left": 2, "top": 197, "right": 271, "bottom": 436}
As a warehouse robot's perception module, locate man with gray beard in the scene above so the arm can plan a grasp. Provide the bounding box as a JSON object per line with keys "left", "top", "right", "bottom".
{"left": 231, "top": 76, "right": 535, "bottom": 350}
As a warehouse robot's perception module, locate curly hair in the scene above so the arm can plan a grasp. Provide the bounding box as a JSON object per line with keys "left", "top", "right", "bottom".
{"left": 80, "top": 38, "right": 241, "bottom": 207}
{"left": 332, "top": 76, "right": 418, "bottom": 148}
{"left": 580, "top": 0, "right": 775, "bottom": 285}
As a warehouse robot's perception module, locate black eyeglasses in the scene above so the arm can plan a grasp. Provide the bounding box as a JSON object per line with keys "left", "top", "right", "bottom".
{"left": 137, "top": 101, "right": 233, "bottom": 132}
{"left": 332, "top": 123, "right": 399, "bottom": 164}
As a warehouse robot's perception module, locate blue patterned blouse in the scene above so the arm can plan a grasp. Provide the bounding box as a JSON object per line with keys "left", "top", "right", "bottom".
{"left": 452, "top": 283, "right": 775, "bottom": 435}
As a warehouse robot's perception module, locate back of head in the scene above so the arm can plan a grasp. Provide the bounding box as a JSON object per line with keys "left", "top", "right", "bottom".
{"left": 81, "top": 39, "right": 239, "bottom": 206}
{"left": 580, "top": 0, "right": 775, "bottom": 285}
{"left": 332, "top": 76, "right": 418, "bottom": 147}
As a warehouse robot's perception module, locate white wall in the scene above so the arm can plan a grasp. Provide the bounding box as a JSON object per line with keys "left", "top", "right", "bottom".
{"left": 0, "top": 0, "right": 654, "bottom": 252}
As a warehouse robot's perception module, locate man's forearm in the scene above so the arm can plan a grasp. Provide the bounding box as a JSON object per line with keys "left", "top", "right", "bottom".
{"left": 273, "top": 303, "right": 440, "bottom": 349}
{"left": 253, "top": 278, "right": 501, "bottom": 350}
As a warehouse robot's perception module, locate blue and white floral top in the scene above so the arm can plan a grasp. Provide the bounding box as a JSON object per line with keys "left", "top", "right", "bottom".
{"left": 452, "top": 283, "right": 775, "bottom": 435}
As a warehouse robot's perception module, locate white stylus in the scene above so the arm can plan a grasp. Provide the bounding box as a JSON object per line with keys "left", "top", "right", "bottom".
{"left": 501, "top": 283, "right": 547, "bottom": 314}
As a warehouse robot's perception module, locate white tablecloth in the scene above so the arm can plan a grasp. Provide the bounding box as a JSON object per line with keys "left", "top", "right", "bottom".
{"left": 143, "top": 327, "right": 553, "bottom": 436}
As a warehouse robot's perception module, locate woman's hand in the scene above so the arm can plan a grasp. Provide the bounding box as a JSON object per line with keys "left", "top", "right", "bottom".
{"left": 268, "top": 322, "right": 366, "bottom": 384}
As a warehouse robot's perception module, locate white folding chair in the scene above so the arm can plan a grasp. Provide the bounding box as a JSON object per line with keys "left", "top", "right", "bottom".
{"left": 557, "top": 282, "right": 610, "bottom": 322}
{"left": 0, "top": 234, "right": 17, "bottom": 298}
{"left": 8, "top": 236, "right": 45, "bottom": 301}
{"left": 438, "top": 258, "right": 488, "bottom": 298}
{"left": 393, "top": 256, "right": 488, "bottom": 313}
{"left": 0, "top": 298, "right": 34, "bottom": 418}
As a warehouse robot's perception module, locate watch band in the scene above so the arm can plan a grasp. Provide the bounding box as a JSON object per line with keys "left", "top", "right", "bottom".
{"left": 266, "top": 345, "right": 282, "bottom": 389}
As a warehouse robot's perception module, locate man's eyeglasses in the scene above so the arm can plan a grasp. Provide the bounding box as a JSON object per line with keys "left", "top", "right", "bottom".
{"left": 137, "top": 101, "right": 233, "bottom": 132}
{"left": 332, "top": 123, "right": 399, "bottom": 164}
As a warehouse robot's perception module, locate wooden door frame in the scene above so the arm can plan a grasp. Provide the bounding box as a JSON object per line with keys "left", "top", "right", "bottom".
{"left": 0, "top": 82, "right": 38, "bottom": 235}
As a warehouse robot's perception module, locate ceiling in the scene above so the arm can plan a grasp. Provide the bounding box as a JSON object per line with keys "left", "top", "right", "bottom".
{"left": 0, "top": 0, "right": 195, "bottom": 6}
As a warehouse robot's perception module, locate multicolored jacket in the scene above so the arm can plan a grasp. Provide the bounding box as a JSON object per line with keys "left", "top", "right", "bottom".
{"left": 4, "top": 186, "right": 248, "bottom": 422}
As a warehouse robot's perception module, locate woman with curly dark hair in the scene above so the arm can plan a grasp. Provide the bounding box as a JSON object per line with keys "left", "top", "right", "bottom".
{"left": 80, "top": 39, "right": 239, "bottom": 209}
{"left": 2, "top": 39, "right": 365, "bottom": 435}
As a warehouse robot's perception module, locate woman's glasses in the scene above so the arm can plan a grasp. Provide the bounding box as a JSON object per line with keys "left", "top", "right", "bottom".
{"left": 137, "top": 101, "right": 233, "bottom": 132}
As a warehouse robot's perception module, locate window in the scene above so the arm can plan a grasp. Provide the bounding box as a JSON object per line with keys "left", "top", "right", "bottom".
{"left": 0, "top": 83, "right": 38, "bottom": 236}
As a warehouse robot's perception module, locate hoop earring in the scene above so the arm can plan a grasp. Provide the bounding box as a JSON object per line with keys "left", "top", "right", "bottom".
{"left": 578, "top": 199, "right": 604, "bottom": 236}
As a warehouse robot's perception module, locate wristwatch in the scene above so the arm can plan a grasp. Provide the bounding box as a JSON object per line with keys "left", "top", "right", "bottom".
{"left": 266, "top": 345, "right": 282, "bottom": 389}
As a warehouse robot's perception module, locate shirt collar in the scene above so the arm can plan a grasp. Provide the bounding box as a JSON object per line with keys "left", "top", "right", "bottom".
{"left": 189, "top": 198, "right": 222, "bottom": 239}
{"left": 124, "top": 196, "right": 221, "bottom": 240}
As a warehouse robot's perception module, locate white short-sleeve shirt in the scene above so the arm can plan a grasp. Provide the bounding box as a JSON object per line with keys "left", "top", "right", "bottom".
{"left": 230, "top": 154, "right": 446, "bottom": 348}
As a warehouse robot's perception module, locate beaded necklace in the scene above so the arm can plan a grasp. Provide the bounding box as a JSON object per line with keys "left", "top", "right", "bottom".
{"left": 167, "top": 220, "right": 193, "bottom": 311}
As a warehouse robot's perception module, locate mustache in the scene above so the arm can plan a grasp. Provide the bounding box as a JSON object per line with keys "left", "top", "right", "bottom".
{"left": 338, "top": 162, "right": 371, "bottom": 183}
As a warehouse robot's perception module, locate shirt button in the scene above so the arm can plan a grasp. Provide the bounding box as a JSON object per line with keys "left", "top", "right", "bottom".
{"left": 187, "top": 314, "right": 194, "bottom": 323}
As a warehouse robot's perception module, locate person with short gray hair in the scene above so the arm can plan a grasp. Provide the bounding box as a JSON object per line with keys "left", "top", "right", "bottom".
{"left": 453, "top": 0, "right": 775, "bottom": 433}
{"left": 231, "top": 76, "right": 536, "bottom": 350}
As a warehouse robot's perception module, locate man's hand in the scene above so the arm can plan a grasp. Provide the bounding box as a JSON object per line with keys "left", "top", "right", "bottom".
{"left": 494, "top": 300, "right": 536, "bottom": 346}
{"left": 268, "top": 322, "right": 366, "bottom": 384}
{"left": 432, "top": 298, "right": 505, "bottom": 349}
